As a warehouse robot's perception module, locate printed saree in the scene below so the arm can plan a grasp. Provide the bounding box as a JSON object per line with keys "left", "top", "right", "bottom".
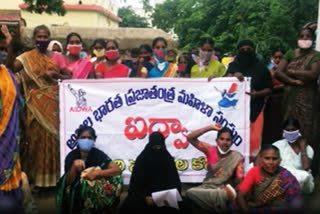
{"left": 57, "top": 163, "right": 123, "bottom": 214}
{"left": 283, "top": 50, "right": 320, "bottom": 163}
{"left": 248, "top": 167, "right": 301, "bottom": 213}
{"left": 202, "top": 150, "right": 243, "bottom": 188}
{"left": 0, "top": 65, "right": 22, "bottom": 199}
{"left": 16, "top": 49, "right": 60, "bottom": 187}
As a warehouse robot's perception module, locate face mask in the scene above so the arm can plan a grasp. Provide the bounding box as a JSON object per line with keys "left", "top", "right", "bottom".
{"left": 0, "top": 51, "right": 8, "bottom": 64}
{"left": 237, "top": 50, "right": 255, "bottom": 67}
{"left": 178, "top": 64, "right": 187, "bottom": 73}
{"left": 217, "top": 145, "right": 231, "bottom": 155}
{"left": 67, "top": 44, "right": 82, "bottom": 56}
{"left": 199, "top": 49, "right": 212, "bottom": 66}
{"left": 153, "top": 49, "right": 167, "bottom": 61}
{"left": 283, "top": 130, "right": 301, "bottom": 143}
{"left": 298, "top": 40, "right": 313, "bottom": 49}
{"left": 93, "top": 49, "right": 105, "bottom": 58}
{"left": 105, "top": 50, "right": 119, "bottom": 60}
{"left": 36, "top": 40, "right": 50, "bottom": 53}
{"left": 77, "top": 138, "right": 95, "bottom": 152}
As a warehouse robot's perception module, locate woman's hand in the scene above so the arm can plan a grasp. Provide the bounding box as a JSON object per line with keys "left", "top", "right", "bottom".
{"left": 234, "top": 72, "right": 244, "bottom": 81}
{"left": 73, "top": 159, "right": 85, "bottom": 172}
{"left": 83, "top": 169, "right": 98, "bottom": 181}
{"left": 245, "top": 90, "right": 258, "bottom": 98}
{"left": 1, "top": 25, "right": 12, "bottom": 46}
{"left": 145, "top": 196, "right": 154, "bottom": 206}
{"left": 289, "top": 78, "right": 304, "bottom": 86}
{"left": 210, "top": 123, "right": 222, "bottom": 131}
{"left": 208, "top": 75, "right": 215, "bottom": 82}
{"left": 297, "top": 137, "right": 307, "bottom": 151}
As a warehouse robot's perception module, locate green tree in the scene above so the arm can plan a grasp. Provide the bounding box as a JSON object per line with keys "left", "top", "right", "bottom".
{"left": 23, "top": 0, "right": 66, "bottom": 16}
{"left": 152, "top": 0, "right": 318, "bottom": 59}
{"left": 118, "top": 7, "right": 149, "bottom": 28}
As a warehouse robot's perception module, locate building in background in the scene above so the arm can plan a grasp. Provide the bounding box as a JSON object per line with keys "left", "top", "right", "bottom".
{"left": 1, "top": 0, "right": 121, "bottom": 28}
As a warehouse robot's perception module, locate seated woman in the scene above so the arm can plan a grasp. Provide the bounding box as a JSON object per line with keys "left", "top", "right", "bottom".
{"left": 56, "top": 126, "right": 122, "bottom": 214}
{"left": 273, "top": 118, "right": 314, "bottom": 194}
{"left": 120, "top": 132, "right": 182, "bottom": 214}
{"left": 185, "top": 123, "right": 244, "bottom": 213}
{"left": 237, "top": 145, "right": 301, "bottom": 214}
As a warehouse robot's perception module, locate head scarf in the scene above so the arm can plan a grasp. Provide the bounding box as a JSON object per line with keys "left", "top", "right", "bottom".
{"left": 47, "top": 40, "right": 63, "bottom": 52}
{"left": 237, "top": 39, "right": 255, "bottom": 50}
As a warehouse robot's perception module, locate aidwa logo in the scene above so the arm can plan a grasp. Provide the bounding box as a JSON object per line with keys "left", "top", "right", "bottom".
{"left": 215, "top": 83, "right": 239, "bottom": 109}
{"left": 68, "top": 84, "right": 93, "bottom": 112}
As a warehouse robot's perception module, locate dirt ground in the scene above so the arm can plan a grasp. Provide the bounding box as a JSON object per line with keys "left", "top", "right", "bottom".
{"left": 32, "top": 176, "right": 320, "bottom": 214}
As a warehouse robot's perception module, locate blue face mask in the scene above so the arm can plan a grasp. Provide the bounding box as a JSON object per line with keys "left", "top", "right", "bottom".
{"left": 0, "top": 51, "right": 8, "bottom": 64}
{"left": 77, "top": 138, "right": 95, "bottom": 152}
{"left": 283, "top": 130, "right": 301, "bottom": 143}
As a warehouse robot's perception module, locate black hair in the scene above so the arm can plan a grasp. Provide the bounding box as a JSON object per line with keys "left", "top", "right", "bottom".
{"left": 33, "top": 25, "right": 50, "bottom": 38}
{"left": 283, "top": 118, "right": 300, "bottom": 130}
{"left": 259, "top": 144, "right": 280, "bottom": 158}
{"left": 66, "top": 32, "right": 83, "bottom": 45}
{"left": 217, "top": 127, "right": 233, "bottom": 139}
{"left": 76, "top": 126, "right": 97, "bottom": 141}
{"left": 131, "top": 47, "right": 140, "bottom": 56}
{"left": 178, "top": 53, "right": 190, "bottom": 63}
{"left": 92, "top": 39, "right": 106, "bottom": 48}
{"left": 152, "top": 37, "right": 167, "bottom": 48}
{"left": 300, "top": 27, "right": 316, "bottom": 41}
{"left": 200, "top": 37, "right": 214, "bottom": 48}
{"left": 271, "top": 49, "right": 284, "bottom": 56}
{"left": 106, "top": 40, "right": 119, "bottom": 49}
{"left": 139, "top": 44, "right": 152, "bottom": 54}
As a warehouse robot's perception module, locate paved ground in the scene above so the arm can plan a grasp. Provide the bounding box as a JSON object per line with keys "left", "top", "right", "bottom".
{"left": 32, "top": 176, "right": 320, "bottom": 214}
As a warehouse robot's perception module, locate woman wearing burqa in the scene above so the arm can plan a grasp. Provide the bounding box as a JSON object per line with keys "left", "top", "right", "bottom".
{"left": 120, "top": 132, "right": 182, "bottom": 214}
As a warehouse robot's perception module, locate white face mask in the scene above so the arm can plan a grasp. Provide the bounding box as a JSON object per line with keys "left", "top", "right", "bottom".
{"left": 298, "top": 40, "right": 313, "bottom": 49}
{"left": 217, "top": 145, "right": 231, "bottom": 155}
{"left": 283, "top": 130, "right": 301, "bottom": 143}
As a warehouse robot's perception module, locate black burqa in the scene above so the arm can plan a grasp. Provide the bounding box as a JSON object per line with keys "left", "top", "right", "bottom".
{"left": 120, "top": 132, "right": 182, "bottom": 214}
{"left": 226, "top": 40, "right": 272, "bottom": 122}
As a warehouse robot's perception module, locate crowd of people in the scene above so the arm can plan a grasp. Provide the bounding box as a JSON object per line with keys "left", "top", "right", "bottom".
{"left": 0, "top": 21, "right": 320, "bottom": 214}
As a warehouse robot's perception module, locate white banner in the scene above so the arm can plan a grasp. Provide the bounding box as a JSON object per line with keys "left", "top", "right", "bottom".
{"left": 59, "top": 77, "right": 250, "bottom": 184}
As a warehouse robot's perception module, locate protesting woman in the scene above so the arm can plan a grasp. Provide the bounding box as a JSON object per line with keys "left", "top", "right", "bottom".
{"left": 14, "top": 25, "right": 70, "bottom": 188}
{"left": 186, "top": 123, "right": 244, "bottom": 213}
{"left": 57, "top": 126, "right": 122, "bottom": 214}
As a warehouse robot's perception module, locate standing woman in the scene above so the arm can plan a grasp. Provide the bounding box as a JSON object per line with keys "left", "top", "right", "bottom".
{"left": 131, "top": 44, "right": 154, "bottom": 78}
{"left": 147, "top": 37, "right": 177, "bottom": 78}
{"left": 96, "top": 40, "right": 130, "bottom": 78}
{"left": 13, "top": 25, "right": 70, "bottom": 188}
{"left": 89, "top": 39, "right": 106, "bottom": 69}
{"left": 275, "top": 27, "right": 320, "bottom": 174}
{"left": 63, "top": 32, "right": 95, "bottom": 79}
{"left": 191, "top": 37, "right": 226, "bottom": 79}
{"left": 0, "top": 64, "right": 22, "bottom": 206}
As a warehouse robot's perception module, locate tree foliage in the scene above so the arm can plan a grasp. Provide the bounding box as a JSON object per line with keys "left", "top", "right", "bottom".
{"left": 152, "top": 0, "right": 318, "bottom": 59}
{"left": 118, "top": 7, "right": 149, "bottom": 28}
{"left": 23, "top": 0, "right": 66, "bottom": 16}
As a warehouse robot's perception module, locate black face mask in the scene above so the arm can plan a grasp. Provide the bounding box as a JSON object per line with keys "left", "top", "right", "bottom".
{"left": 237, "top": 50, "right": 256, "bottom": 67}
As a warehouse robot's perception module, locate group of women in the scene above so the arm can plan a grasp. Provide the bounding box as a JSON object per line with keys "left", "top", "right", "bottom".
{"left": 0, "top": 21, "right": 319, "bottom": 213}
